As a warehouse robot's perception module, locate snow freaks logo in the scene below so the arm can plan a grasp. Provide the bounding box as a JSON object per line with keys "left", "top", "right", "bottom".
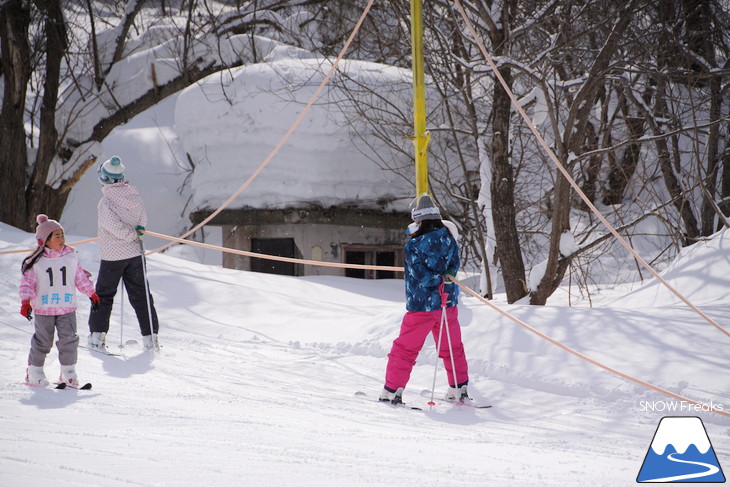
{"left": 636, "top": 416, "right": 726, "bottom": 483}
{"left": 639, "top": 400, "right": 724, "bottom": 413}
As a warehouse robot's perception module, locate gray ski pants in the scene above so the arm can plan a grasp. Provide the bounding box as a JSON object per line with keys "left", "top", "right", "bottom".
{"left": 28, "top": 313, "right": 79, "bottom": 367}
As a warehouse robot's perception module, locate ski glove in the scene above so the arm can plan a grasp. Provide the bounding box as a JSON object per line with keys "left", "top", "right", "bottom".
{"left": 20, "top": 300, "right": 32, "bottom": 321}
{"left": 443, "top": 269, "right": 457, "bottom": 283}
{"left": 90, "top": 293, "right": 100, "bottom": 310}
{"left": 135, "top": 225, "right": 145, "bottom": 237}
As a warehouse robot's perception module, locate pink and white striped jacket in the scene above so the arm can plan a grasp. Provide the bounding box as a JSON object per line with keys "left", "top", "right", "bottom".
{"left": 97, "top": 182, "right": 148, "bottom": 261}
{"left": 19, "top": 246, "right": 96, "bottom": 316}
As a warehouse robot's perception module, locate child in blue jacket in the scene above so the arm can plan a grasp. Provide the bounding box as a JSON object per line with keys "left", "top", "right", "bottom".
{"left": 380, "top": 195, "right": 469, "bottom": 403}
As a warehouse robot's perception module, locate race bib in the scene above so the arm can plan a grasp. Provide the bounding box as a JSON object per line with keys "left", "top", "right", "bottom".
{"left": 35, "top": 252, "right": 78, "bottom": 310}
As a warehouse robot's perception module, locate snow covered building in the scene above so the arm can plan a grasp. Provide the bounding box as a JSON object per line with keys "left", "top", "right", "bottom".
{"left": 178, "top": 53, "right": 415, "bottom": 278}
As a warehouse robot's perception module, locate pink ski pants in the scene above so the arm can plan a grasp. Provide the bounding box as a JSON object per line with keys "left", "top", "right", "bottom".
{"left": 384, "top": 306, "right": 468, "bottom": 391}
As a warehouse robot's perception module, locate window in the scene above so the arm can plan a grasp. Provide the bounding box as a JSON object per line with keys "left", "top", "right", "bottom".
{"left": 344, "top": 246, "right": 403, "bottom": 279}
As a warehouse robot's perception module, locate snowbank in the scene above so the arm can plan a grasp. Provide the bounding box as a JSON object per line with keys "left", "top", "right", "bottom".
{"left": 616, "top": 228, "right": 730, "bottom": 307}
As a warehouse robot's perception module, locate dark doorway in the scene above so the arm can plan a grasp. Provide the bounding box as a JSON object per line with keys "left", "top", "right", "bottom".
{"left": 345, "top": 251, "right": 366, "bottom": 279}
{"left": 251, "top": 238, "right": 296, "bottom": 275}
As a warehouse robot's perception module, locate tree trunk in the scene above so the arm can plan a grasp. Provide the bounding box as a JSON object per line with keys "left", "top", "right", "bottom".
{"left": 653, "top": 80, "right": 700, "bottom": 244}
{"left": 579, "top": 122, "right": 602, "bottom": 207}
{"left": 528, "top": 0, "right": 637, "bottom": 305}
{"left": 720, "top": 119, "right": 730, "bottom": 225}
{"left": 0, "top": 0, "right": 32, "bottom": 230}
{"left": 26, "top": 0, "right": 68, "bottom": 226}
{"left": 700, "top": 75, "right": 722, "bottom": 235}
{"left": 486, "top": 1, "right": 526, "bottom": 303}
{"left": 529, "top": 165, "right": 572, "bottom": 305}
{"left": 490, "top": 64, "right": 527, "bottom": 303}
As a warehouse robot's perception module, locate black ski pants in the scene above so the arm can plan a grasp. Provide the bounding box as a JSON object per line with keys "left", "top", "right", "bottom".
{"left": 88, "top": 256, "right": 159, "bottom": 336}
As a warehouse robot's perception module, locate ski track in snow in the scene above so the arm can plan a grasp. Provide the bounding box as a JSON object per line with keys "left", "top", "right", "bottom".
{"left": 0, "top": 335, "right": 637, "bottom": 486}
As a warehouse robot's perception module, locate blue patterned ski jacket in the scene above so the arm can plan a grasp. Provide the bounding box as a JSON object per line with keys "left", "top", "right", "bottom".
{"left": 404, "top": 226, "right": 460, "bottom": 312}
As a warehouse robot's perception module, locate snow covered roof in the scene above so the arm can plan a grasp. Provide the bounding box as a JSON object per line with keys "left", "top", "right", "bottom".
{"left": 175, "top": 55, "right": 417, "bottom": 215}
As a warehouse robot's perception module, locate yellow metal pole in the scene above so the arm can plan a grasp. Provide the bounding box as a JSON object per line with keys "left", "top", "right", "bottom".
{"left": 410, "top": 0, "right": 429, "bottom": 197}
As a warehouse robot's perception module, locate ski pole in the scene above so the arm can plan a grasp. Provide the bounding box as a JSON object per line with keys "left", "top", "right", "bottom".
{"left": 119, "top": 281, "right": 124, "bottom": 349}
{"left": 428, "top": 278, "right": 458, "bottom": 407}
{"left": 138, "top": 236, "right": 158, "bottom": 350}
{"left": 442, "top": 299, "right": 459, "bottom": 394}
{"left": 428, "top": 297, "right": 447, "bottom": 408}
{"left": 441, "top": 275, "right": 460, "bottom": 394}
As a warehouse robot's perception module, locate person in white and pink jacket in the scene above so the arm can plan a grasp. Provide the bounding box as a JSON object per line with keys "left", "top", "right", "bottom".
{"left": 87, "top": 156, "right": 160, "bottom": 351}
{"left": 20, "top": 215, "right": 100, "bottom": 387}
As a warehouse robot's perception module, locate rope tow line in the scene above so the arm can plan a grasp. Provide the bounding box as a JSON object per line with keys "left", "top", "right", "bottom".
{"left": 0, "top": 230, "right": 402, "bottom": 272}
{"left": 450, "top": 0, "right": 728, "bottom": 339}
{"left": 146, "top": 0, "right": 377, "bottom": 257}
{"left": 143, "top": 230, "right": 404, "bottom": 272}
{"left": 145, "top": 230, "right": 730, "bottom": 418}
{"left": 4, "top": 229, "right": 724, "bottom": 416}
{"left": 0, "top": 237, "right": 98, "bottom": 255}
{"left": 450, "top": 276, "right": 730, "bottom": 419}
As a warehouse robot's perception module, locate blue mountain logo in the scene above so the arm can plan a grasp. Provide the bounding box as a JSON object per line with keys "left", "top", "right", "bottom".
{"left": 637, "top": 416, "right": 725, "bottom": 483}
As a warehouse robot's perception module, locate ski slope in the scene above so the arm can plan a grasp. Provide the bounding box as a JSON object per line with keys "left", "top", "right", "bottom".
{"left": 0, "top": 223, "right": 728, "bottom": 486}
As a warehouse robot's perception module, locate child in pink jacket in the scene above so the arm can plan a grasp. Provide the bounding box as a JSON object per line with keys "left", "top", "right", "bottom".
{"left": 20, "top": 215, "right": 99, "bottom": 387}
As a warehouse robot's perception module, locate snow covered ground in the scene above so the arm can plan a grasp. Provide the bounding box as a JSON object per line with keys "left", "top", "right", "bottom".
{"left": 5, "top": 4, "right": 728, "bottom": 485}
{"left": 1, "top": 222, "right": 728, "bottom": 486}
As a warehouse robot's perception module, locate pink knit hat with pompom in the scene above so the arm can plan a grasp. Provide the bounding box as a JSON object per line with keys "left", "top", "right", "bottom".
{"left": 35, "top": 214, "right": 63, "bottom": 246}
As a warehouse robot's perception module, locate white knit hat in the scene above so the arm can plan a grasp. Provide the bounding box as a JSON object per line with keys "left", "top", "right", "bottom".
{"left": 410, "top": 194, "right": 442, "bottom": 222}
{"left": 98, "top": 156, "right": 126, "bottom": 184}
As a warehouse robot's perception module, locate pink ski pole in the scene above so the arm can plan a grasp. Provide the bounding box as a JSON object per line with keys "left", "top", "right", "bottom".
{"left": 428, "top": 278, "right": 459, "bottom": 407}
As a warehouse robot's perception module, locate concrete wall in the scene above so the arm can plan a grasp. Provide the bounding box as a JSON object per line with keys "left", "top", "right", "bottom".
{"left": 191, "top": 208, "right": 410, "bottom": 277}
{"left": 222, "top": 222, "right": 405, "bottom": 277}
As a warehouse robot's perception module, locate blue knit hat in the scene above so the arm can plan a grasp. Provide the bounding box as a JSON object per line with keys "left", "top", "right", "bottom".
{"left": 98, "top": 156, "right": 126, "bottom": 184}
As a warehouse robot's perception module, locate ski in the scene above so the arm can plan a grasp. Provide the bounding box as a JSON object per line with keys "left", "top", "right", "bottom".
{"left": 354, "top": 391, "right": 422, "bottom": 410}
{"left": 80, "top": 344, "right": 121, "bottom": 357}
{"left": 437, "top": 398, "right": 491, "bottom": 409}
{"left": 54, "top": 382, "right": 92, "bottom": 390}
{"left": 420, "top": 390, "right": 491, "bottom": 409}
{"left": 23, "top": 381, "right": 67, "bottom": 390}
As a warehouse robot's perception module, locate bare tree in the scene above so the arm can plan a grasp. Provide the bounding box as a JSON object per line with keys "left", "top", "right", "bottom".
{"left": 7, "top": 0, "right": 723, "bottom": 307}
{"left": 0, "top": 0, "right": 317, "bottom": 231}
{"left": 327, "top": 0, "right": 655, "bottom": 303}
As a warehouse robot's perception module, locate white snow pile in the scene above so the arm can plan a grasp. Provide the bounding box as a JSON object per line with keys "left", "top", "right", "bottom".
{"left": 0, "top": 223, "right": 728, "bottom": 486}
{"left": 175, "top": 55, "right": 415, "bottom": 213}
{"left": 616, "top": 231, "right": 730, "bottom": 307}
